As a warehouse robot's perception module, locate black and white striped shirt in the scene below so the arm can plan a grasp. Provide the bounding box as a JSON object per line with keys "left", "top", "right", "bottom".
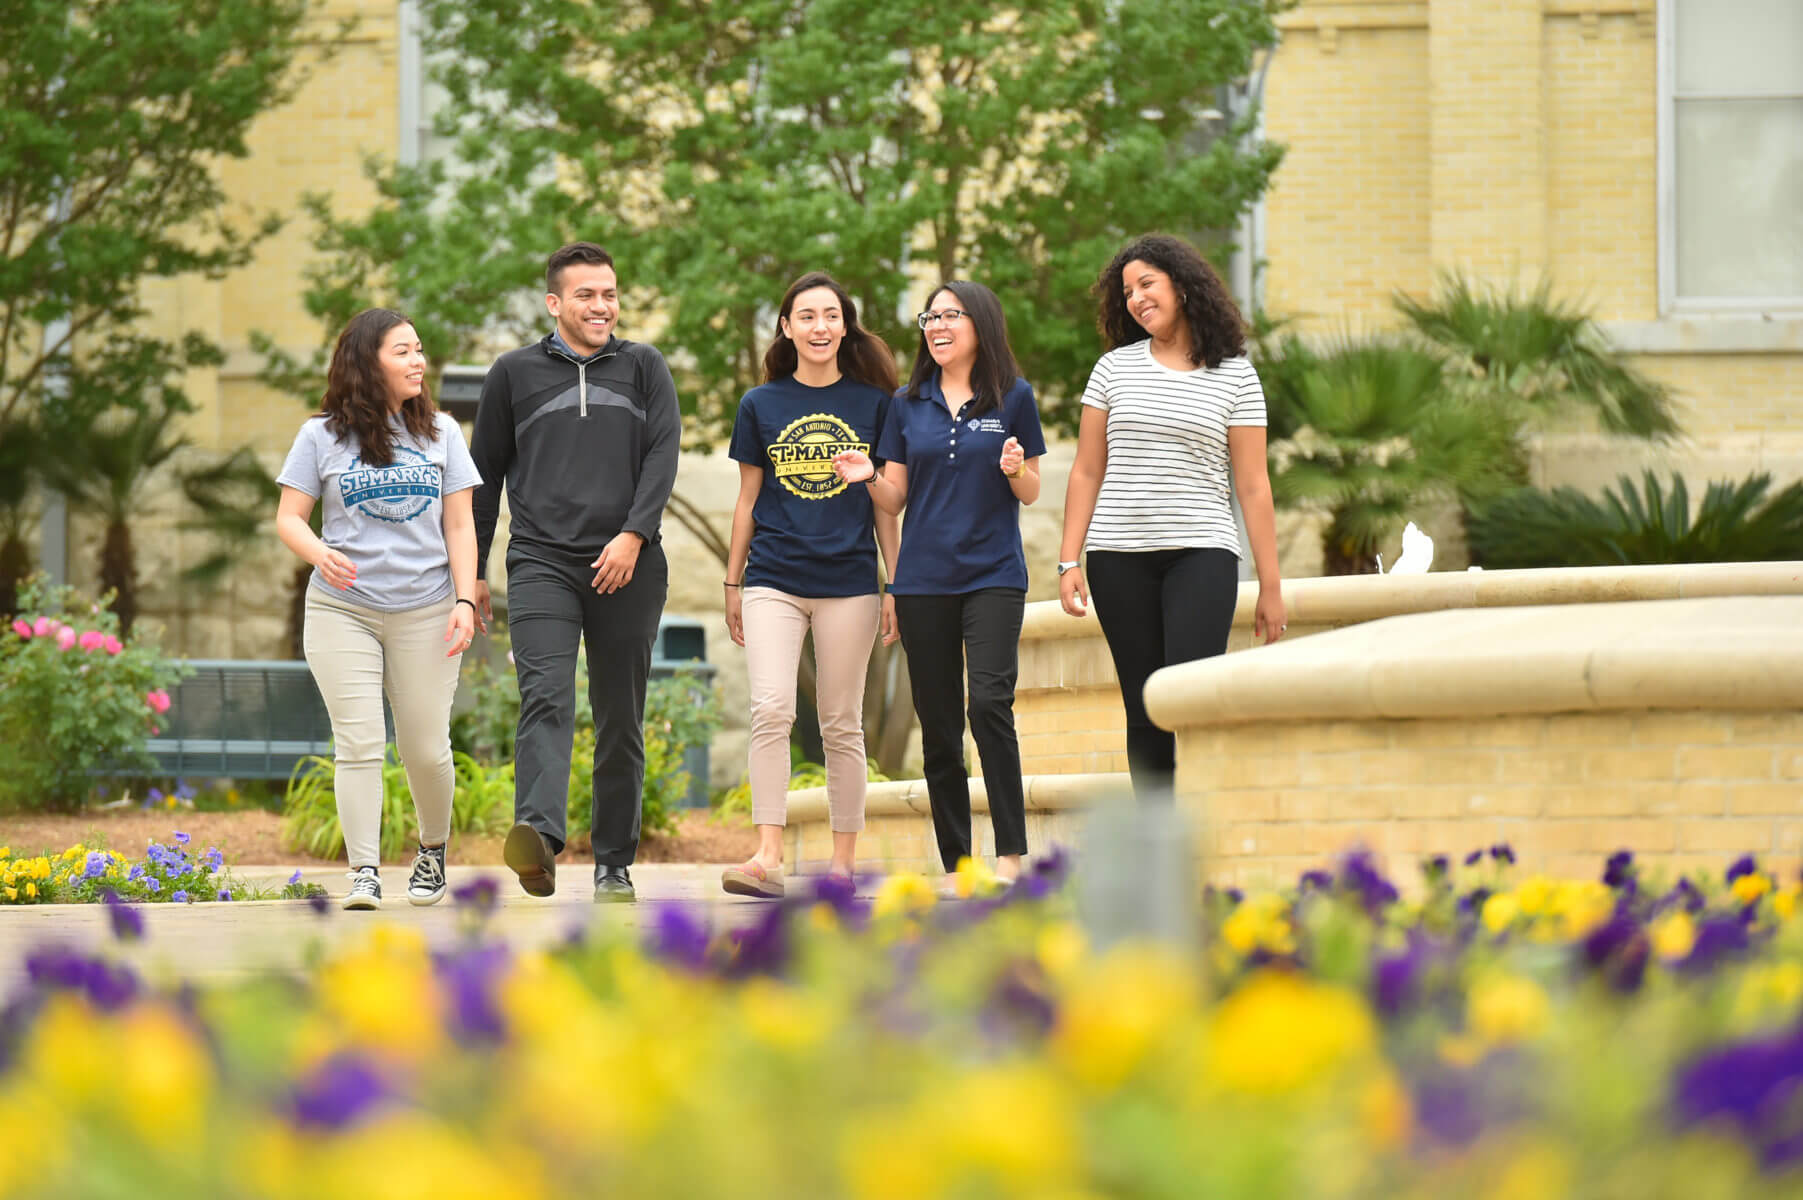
{"left": 1079, "top": 342, "right": 1266, "bottom": 555}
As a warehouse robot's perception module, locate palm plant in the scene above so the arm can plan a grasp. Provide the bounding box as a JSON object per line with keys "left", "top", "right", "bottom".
{"left": 1270, "top": 341, "right": 1520, "bottom": 574}
{"left": 36, "top": 396, "right": 190, "bottom": 634}
{"left": 1394, "top": 273, "right": 1680, "bottom": 440}
{"left": 1467, "top": 472, "right": 1803, "bottom": 569}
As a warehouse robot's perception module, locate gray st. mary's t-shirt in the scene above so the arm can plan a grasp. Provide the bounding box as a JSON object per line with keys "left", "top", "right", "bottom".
{"left": 277, "top": 411, "right": 481, "bottom": 612}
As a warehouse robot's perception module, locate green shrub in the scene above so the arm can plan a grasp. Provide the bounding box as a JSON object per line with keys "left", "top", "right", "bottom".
{"left": 0, "top": 576, "right": 189, "bottom": 813}
{"left": 281, "top": 748, "right": 514, "bottom": 861}
{"left": 1467, "top": 471, "right": 1803, "bottom": 569}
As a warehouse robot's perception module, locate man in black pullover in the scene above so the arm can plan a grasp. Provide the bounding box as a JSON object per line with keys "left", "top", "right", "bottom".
{"left": 471, "top": 242, "right": 681, "bottom": 902}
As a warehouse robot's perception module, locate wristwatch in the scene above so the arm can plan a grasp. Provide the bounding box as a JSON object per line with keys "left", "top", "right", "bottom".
{"left": 1056, "top": 560, "right": 1080, "bottom": 576}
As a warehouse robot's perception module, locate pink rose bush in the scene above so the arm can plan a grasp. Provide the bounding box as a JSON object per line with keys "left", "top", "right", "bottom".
{"left": 0, "top": 576, "right": 187, "bottom": 813}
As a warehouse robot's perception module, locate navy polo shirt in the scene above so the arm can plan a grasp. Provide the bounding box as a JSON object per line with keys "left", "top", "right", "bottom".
{"left": 876, "top": 373, "right": 1047, "bottom": 595}
{"left": 728, "top": 375, "right": 890, "bottom": 598}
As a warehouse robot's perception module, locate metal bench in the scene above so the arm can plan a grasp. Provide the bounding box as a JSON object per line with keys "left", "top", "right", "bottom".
{"left": 141, "top": 618, "right": 715, "bottom": 796}
{"left": 144, "top": 659, "right": 334, "bottom": 780}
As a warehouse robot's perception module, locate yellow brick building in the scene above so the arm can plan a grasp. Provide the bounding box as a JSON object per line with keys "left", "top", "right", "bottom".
{"left": 1259, "top": 0, "right": 1803, "bottom": 490}
{"left": 76, "top": 0, "right": 1802, "bottom": 656}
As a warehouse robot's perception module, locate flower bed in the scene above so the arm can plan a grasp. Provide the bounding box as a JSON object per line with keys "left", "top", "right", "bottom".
{"left": 2, "top": 847, "right": 1802, "bottom": 1196}
{"left": 0, "top": 835, "right": 321, "bottom": 906}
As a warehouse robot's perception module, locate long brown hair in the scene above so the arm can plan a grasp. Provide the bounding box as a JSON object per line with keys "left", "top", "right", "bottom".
{"left": 903, "top": 280, "right": 1020, "bottom": 418}
{"left": 1094, "top": 234, "right": 1246, "bottom": 368}
{"left": 320, "top": 308, "right": 437, "bottom": 466}
{"left": 762, "top": 272, "right": 898, "bottom": 394}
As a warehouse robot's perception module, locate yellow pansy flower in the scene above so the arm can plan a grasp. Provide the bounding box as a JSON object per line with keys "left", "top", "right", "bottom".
{"left": 1651, "top": 910, "right": 1697, "bottom": 961}
{"left": 1054, "top": 945, "right": 1199, "bottom": 1091}
{"left": 1468, "top": 972, "right": 1549, "bottom": 1045}
{"left": 1207, "top": 970, "right": 1377, "bottom": 1094}
{"left": 1482, "top": 892, "right": 1520, "bottom": 934}
{"left": 1732, "top": 873, "right": 1772, "bottom": 906}
{"left": 872, "top": 872, "right": 937, "bottom": 919}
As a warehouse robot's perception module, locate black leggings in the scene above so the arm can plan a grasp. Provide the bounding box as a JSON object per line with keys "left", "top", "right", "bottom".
{"left": 1086, "top": 548, "right": 1239, "bottom": 800}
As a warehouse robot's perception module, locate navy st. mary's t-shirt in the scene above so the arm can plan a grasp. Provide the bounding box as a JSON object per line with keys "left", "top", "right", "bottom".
{"left": 728, "top": 375, "right": 890, "bottom": 598}
{"left": 876, "top": 373, "right": 1047, "bottom": 595}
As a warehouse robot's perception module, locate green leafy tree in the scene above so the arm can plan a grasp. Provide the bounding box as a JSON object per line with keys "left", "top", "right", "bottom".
{"left": 2, "top": 0, "right": 326, "bottom": 623}
{"left": 1467, "top": 472, "right": 1803, "bottom": 569}
{"left": 265, "top": 0, "right": 1283, "bottom": 774}
{"left": 1268, "top": 342, "right": 1519, "bottom": 574}
{"left": 2, "top": 0, "right": 321, "bottom": 423}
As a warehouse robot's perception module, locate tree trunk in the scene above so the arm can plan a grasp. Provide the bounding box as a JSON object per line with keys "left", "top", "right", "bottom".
{"left": 0, "top": 533, "right": 28, "bottom": 619}
{"left": 1322, "top": 534, "right": 1381, "bottom": 576}
{"left": 285, "top": 563, "right": 313, "bottom": 658}
{"left": 101, "top": 519, "right": 138, "bottom": 635}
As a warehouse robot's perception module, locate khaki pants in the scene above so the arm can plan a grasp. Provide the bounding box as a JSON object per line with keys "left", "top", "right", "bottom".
{"left": 741, "top": 588, "right": 879, "bottom": 832}
{"left": 303, "top": 588, "right": 462, "bottom": 868}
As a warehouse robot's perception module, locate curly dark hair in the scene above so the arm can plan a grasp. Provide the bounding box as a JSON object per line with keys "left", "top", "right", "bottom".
{"left": 319, "top": 308, "right": 437, "bottom": 467}
{"left": 762, "top": 271, "right": 898, "bottom": 394}
{"left": 1094, "top": 234, "right": 1246, "bottom": 368}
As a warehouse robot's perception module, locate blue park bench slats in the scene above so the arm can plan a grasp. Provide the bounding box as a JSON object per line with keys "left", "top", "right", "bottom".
{"left": 139, "top": 620, "right": 714, "bottom": 801}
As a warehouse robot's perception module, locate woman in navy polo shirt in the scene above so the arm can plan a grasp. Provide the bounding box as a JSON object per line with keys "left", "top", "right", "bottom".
{"left": 720, "top": 272, "right": 900, "bottom": 898}
{"left": 832, "top": 280, "right": 1046, "bottom": 883}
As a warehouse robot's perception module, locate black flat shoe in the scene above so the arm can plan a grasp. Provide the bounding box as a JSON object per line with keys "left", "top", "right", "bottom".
{"left": 594, "top": 865, "right": 635, "bottom": 904}
{"left": 503, "top": 823, "right": 556, "bottom": 897}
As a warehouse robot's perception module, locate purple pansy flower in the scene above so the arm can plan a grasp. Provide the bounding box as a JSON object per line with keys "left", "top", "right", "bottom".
{"left": 291, "top": 1054, "right": 391, "bottom": 1130}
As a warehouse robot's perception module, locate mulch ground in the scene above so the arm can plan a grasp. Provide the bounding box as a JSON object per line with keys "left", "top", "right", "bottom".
{"left": 0, "top": 808, "right": 756, "bottom": 867}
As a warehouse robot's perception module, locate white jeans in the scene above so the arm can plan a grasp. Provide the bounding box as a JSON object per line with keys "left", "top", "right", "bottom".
{"left": 303, "top": 588, "right": 462, "bottom": 867}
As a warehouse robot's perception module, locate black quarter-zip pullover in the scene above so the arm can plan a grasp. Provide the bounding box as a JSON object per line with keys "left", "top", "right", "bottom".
{"left": 470, "top": 331, "right": 681, "bottom": 578}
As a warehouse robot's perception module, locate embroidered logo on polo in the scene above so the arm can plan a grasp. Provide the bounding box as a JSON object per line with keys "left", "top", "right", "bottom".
{"left": 767, "top": 413, "right": 866, "bottom": 500}
{"left": 339, "top": 447, "right": 440, "bottom": 524}
{"left": 968, "top": 417, "right": 1006, "bottom": 434}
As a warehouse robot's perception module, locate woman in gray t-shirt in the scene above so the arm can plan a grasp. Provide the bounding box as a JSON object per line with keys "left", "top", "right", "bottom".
{"left": 276, "top": 308, "right": 481, "bottom": 911}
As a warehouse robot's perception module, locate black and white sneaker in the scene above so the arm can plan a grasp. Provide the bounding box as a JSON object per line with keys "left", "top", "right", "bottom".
{"left": 407, "top": 844, "right": 448, "bottom": 906}
{"left": 343, "top": 866, "right": 382, "bottom": 910}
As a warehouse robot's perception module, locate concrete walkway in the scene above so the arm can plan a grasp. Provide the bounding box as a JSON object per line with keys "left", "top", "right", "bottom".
{"left": 0, "top": 863, "right": 806, "bottom": 992}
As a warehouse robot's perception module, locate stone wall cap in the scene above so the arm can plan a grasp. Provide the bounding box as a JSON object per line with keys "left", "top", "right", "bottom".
{"left": 1024, "top": 561, "right": 1803, "bottom": 643}
{"left": 1143, "top": 594, "right": 1803, "bottom": 727}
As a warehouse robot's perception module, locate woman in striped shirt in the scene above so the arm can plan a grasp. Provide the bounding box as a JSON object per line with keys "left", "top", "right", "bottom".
{"left": 1057, "top": 234, "right": 1287, "bottom": 800}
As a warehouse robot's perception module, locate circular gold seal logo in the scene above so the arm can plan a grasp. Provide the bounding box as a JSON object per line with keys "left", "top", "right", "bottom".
{"left": 767, "top": 412, "right": 866, "bottom": 500}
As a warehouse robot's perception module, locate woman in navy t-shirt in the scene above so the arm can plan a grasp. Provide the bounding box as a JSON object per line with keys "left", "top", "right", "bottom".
{"left": 833, "top": 280, "right": 1046, "bottom": 883}
{"left": 720, "top": 272, "right": 900, "bottom": 898}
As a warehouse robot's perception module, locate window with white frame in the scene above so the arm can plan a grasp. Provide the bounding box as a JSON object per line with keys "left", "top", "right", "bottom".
{"left": 1660, "top": 0, "right": 1803, "bottom": 310}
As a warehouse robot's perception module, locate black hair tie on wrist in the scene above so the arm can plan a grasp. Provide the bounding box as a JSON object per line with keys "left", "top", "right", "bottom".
{"left": 455, "top": 598, "right": 477, "bottom": 612}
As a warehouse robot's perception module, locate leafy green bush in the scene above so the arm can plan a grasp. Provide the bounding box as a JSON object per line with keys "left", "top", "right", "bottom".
{"left": 281, "top": 748, "right": 514, "bottom": 861}
{"left": 0, "top": 576, "right": 188, "bottom": 813}
{"left": 1467, "top": 471, "right": 1803, "bottom": 569}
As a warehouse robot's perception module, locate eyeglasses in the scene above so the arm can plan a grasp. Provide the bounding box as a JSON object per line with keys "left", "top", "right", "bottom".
{"left": 916, "top": 308, "right": 969, "bottom": 329}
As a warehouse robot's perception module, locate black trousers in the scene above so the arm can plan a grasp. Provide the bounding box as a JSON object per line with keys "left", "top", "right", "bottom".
{"left": 506, "top": 544, "right": 668, "bottom": 867}
{"left": 894, "top": 588, "right": 1028, "bottom": 871}
{"left": 1086, "top": 548, "right": 1239, "bottom": 800}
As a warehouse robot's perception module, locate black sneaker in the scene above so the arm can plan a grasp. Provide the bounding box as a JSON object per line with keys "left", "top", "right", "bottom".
{"left": 503, "top": 823, "right": 556, "bottom": 897}
{"left": 594, "top": 865, "right": 635, "bottom": 904}
{"left": 407, "top": 844, "right": 448, "bottom": 906}
{"left": 343, "top": 866, "right": 382, "bottom": 910}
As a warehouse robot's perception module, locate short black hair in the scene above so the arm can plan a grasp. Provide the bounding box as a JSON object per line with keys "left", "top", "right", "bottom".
{"left": 546, "top": 242, "right": 615, "bottom": 295}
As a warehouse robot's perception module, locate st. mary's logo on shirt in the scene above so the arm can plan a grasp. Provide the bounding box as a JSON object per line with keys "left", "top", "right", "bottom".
{"left": 339, "top": 447, "right": 441, "bottom": 524}
{"left": 768, "top": 413, "right": 866, "bottom": 500}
